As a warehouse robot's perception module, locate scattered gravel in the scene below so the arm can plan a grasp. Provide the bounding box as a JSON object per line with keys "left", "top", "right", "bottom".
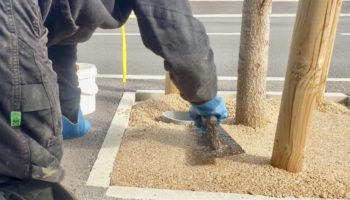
{"left": 317, "top": 101, "right": 349, "bottom": 114}
{"left": 112, "top": 95, "right": 350, "bottom": 199}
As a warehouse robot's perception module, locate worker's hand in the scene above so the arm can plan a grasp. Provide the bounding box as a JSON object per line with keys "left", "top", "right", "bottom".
{"left": 189, "top": 96, "right": 228, "bottom": 129}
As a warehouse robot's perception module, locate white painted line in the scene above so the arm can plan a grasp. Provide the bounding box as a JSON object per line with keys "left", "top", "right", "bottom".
{"left": 189, "top": 0, "right": 350, "bottom": 1}
{"left": 107, "top": 186, "right": 320, "bottom": 200}
{"left": 207, "top": 33, "right": 240, "bottom": 35}
{"left": 129, "top": 13, "right": 350, "bottom": 19}
{"left": 93, "top": 32, "right": 240, "bottom": 36}
{"left": 93, "top": 32, "right": 140, "bottom": 36}
{"left": 95, "top": 32, "right": 350, "bottom": 37}
{"left": 192, "top": 14, "right": 243, "bottom": 18}
{"left": 324, "top": 93, "right": 349, "bottom": 104}
{"left": 97, "top": 74, "right": 165, "bottom": 80}
{"left": 336, "top": 14, "right": 349, "bottom": 17}
{"left": 97, "top": 74, "right": 350, "bottom": 82}
{"left": 192, "top": 13, "right": 350, "bottom": 18}
{"left": 86, "top": 92, "right": 135, "bottom": 188}
{"left": 189, "top": 0, "right": 241, "bottom": 1}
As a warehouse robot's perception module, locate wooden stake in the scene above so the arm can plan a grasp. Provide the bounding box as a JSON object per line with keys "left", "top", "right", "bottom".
{"left": 165, "top": 72, "right": 180, "bottom": 95}
{"left": 271, "top": 0, "right": 342, "bottom": 173}
{"left": 316, "top": 0, "right": 343, "bottom": 106}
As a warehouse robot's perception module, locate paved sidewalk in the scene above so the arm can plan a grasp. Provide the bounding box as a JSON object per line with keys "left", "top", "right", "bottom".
{"left": 61, "top": 79, "right": 123, "bottom": 200}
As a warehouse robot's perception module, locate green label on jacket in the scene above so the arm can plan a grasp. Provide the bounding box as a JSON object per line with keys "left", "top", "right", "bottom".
{"left": 11, "top": 111, "right": 21, "bottom": 128}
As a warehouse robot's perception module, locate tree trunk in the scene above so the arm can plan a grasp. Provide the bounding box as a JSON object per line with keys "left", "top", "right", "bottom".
{"left": 271, "top": 0, "right": 342, "bottom": 173}
{"left": 165, "top": 72, "right": 180, "bottom": 95}
{"left": 236, "top": 0, "right": 272, "bottom": 128}
{"left": 316, "top": 0, "right": 343, "bottom": 106}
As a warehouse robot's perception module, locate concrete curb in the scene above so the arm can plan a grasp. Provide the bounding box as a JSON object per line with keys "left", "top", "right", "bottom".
{"left": 106, "top": 186, "right": 321, "bottom": 200}
{"left": 86, "top": 90, "right": 348, "bottom": 200}
{"left": 86, "top": 92, "right": 135, "bottom": 188}
{"left": 136, "top": 90, "right": 349, "bottom": 104}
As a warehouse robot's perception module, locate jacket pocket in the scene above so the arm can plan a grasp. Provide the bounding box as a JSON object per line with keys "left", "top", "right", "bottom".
{"left": 21, "top": 84, "right": 50, "bottom": 112}
{"left": 18, "top": 84, "right": 63, "bottom": 182}
{"left": 21, "top": 84, "right": 59, "bottom": 139}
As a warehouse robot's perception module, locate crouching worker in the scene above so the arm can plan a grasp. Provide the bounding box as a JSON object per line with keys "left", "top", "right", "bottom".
{"left": 46, "top": 0, "right": 229, "bottom": 139}
{"left": 0, "top": 0, "right": 227, "bottom": 199}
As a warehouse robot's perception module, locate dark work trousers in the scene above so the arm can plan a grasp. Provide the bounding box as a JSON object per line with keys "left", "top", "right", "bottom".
{"left": 0, "top": 180, "right": 74, "bottom": 200}
{"left": 48, "top": 44, "right": 80, "bottom": 123}
{"left": 0, "top": 0, "right": 72, "bottom": 199}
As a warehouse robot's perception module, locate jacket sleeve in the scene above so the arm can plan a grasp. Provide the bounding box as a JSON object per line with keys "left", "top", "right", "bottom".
{"left": 131, "top": 0, "right": 218, "bottom": 103}
{"left": 43, "top": 0, "right": 132, "bottom": 46}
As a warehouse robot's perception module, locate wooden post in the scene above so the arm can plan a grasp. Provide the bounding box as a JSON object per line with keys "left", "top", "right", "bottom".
{"left": 316, "top": 0, "right": 343, "bottom": 106}
{"left": 271, "top": 0, "right": 342, "bottom": 173}
{"left": 165, "top": 72, "right": 180, "bottom": 94}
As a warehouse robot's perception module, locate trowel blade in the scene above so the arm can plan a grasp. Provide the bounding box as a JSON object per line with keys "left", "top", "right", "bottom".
{"left": 195, "top": 125, "right": 245, "bottom": 158}
{"left": 191, "top": 126, "right": 244, "bottom": 165}
{"left": 214, "top": 125, "right": 245, "bottom": 156}
{"left": 190, "top": 116, "right": 244, "bottom": 165}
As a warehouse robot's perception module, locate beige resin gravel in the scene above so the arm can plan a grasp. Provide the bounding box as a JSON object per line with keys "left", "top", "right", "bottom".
{"left": 112, "top": 94, "right": 350, "bottom": 199}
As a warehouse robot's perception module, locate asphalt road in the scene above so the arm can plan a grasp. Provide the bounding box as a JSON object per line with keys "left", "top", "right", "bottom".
{"left": 78, "top": 1, "right": 350, "bottom": 80}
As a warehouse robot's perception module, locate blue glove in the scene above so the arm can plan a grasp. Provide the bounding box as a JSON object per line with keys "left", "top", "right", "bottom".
{"left": 62, "top": 109, "right": 91, "bottom": 140}
{"left": 189, "top": 96, "right": 228, "bottom": 130}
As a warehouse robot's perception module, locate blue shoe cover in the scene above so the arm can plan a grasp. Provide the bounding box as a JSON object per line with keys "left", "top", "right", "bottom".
{"left": 62, "top": 110, "right": 91, "bottom": 140}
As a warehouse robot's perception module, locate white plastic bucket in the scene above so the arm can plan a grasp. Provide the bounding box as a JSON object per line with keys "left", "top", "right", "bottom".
{"left": 77, "top": 63, "right": 98, "bottom": 115}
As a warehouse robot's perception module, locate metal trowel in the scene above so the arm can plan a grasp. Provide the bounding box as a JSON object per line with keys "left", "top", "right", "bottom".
{"left": 194, "top": 116, "right": 244, "bottom": 161}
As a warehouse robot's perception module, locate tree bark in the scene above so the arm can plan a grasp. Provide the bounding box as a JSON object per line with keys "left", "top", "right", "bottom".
{"left": 271, "top": 0, "right": 342, "bottom": 173}
{"left": 236, "top": 0, "right": 272, "bottom": 128}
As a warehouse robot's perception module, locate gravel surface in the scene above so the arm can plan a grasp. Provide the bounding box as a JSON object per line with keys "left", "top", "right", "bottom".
{"left": 112, "top": 95, "right": 350, "bottom": 199}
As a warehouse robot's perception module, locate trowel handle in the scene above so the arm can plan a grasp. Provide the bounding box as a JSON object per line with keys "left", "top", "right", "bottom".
{"left": 201, "top": 116, "right": 220, "bottom": 150}
{"left": 201, "top": 116, "right": 218, "bottom": 129}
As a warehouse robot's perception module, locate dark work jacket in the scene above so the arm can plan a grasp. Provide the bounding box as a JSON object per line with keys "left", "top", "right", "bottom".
{"left": 0, "top": 0, "right": 217, "bottom": 183}
{"left": 41, "top": 0, "right": 218, "bottom": 103}
{"left": 40, "top": 0, "right": 132, "bottom": 46}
